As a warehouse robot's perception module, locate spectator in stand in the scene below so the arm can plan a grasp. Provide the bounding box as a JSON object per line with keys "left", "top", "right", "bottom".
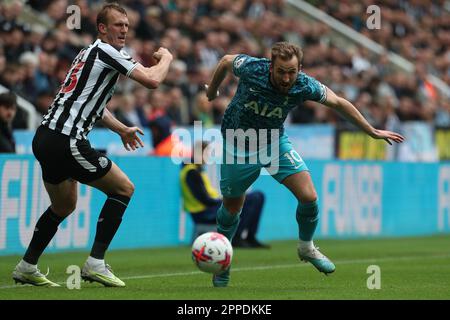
{"left": 33, "top": 89, "right": 53, "bottom": 127}
{"left": 116, "top": 94, "right": 147, "bottom": 128}
{"left": 132, "top": 86, "right": 151, "bottom": 128}
{"left": 167, "top": 87, "right": 190, "bottom": 125}
{"left": 148, "top": 114, "right": 191, "bottom": 158}
{"left": 0, "top": 92, "right": 17, "bottom": 153}
{"left": 308, "top": 0, "right": 450, "bottom": 86}
{"left": 193, "top": 91, "right": 215, "bottom": 128}
{"left": 19, "top": 52, "right": 40, "bottom": 103}
{"left": 435, "top": 98, "right": 450, "bottom": 127}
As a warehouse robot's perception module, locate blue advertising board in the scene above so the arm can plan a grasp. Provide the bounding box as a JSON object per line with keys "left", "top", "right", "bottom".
{"left": 1, "top": 155, "right": 449, "bottom": 255}
{"left": 14, "top": 124, "right": 335, "bottom": 160}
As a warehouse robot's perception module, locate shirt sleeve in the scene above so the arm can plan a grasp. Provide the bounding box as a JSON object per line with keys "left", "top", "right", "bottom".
{"left": 232, "top": 54, "right": 261, "bottom": 79}
{"left": 97, "top": 44, "right": 138, "bottom": 77}
{"left": 302, "top": 74, "right": 328, "bottom": 103}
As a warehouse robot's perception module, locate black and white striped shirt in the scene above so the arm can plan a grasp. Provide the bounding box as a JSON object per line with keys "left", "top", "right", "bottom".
{"left": 42, "top": 39, "right": 138, "bottom": 140}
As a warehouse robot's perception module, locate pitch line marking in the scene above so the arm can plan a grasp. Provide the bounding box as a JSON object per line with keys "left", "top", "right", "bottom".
{"left": 1, "top": 253, "right": 449, "bottom": 289}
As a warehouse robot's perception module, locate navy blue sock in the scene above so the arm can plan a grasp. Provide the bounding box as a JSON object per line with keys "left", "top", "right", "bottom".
{"left": 23, "top": 207, "right": 65, "bottom": 265}
{"left": 90, "top": 194, "right": 130, "bottom": 259}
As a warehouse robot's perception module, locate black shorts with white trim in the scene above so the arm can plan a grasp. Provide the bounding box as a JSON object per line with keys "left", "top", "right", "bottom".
{"left": 32, "top": 125, "right": 112, "bottom": 184}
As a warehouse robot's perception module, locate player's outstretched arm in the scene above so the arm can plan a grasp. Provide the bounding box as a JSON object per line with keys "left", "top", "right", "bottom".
{"left": 323, "top": 87, "right": 405, "bottom": 145}
{"left": 129, "top": 47, "right": 173, "bottom": 89}
{"left": 102, "top": 108, "right": 144, "bottom": 151}
{"left": 206, "top": 54, "right": 238, "bottom": 101}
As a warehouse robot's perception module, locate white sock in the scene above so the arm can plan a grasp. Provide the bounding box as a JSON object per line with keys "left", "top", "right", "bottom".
{"left": 299, "top": 240, "right": 314, "bottom": 251}
{"left": 19, "top": 259, "right": 37, "bottom": 271}
{"left": 87, "top": 256, "right": 104, "bottom": 266}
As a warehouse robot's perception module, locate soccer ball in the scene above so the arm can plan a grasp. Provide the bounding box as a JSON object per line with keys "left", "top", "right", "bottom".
{"left": 191, "top": 232, "right": 233, "bottom": 274}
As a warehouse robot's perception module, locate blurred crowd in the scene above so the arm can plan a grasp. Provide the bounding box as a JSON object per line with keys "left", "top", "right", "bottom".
{"left": 311, "top": 0, "right": 450, "bottom": 84}
{"left": 1, "top": 0, "right": 450, "bottom": 138}
{"left": 307, "top": 0, "right": 450, "bottom": 128}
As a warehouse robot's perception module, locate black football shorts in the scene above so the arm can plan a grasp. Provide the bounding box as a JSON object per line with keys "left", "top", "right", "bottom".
{"left": 32, "top": 125, "right": 112, "bottom": 184}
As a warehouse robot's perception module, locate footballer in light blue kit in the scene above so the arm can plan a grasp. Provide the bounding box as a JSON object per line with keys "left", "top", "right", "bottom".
{"left": 206, "top": 42, "right": 404, "bottom": 287}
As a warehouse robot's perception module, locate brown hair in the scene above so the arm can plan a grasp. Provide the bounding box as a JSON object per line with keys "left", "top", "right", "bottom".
{"left": 271, "top": 42, "right": 303, "bottom": 68}
{"left": 96, "top": 3, "right": 127, "bottom": 30}
{"left": 0, "top": 92, "right": 17, "bottom": 109}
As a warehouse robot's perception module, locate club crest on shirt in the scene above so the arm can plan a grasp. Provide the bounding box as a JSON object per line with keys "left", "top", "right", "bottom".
{"left": 234, "top": 56, "right": 245, "bottom": 69}
{"left": 98, "top": 157, "right": 108, "bottom": 169}
{"left": 120, "top": 50, "right": 131, "bottom": 59}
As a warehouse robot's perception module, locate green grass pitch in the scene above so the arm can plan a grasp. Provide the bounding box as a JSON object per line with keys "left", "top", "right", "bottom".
{"left": 1, "top": 235, "right": 449, "bottom": 300}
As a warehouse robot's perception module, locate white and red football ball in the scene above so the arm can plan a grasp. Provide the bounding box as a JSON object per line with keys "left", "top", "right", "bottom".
{"left": 191, "top": 232, "right": 233, "bottom": 274}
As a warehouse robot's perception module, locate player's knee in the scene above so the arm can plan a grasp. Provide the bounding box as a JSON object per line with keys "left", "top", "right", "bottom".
{"left": 300, "top": 190, "right": 318, "bottom": 204}
{"left": 119, "top": 180, "right": 135, "bottom": 198}
{"left": 68, "top": 203, "right": 76, "bottom": 215}
{"left": 124, "top": 180, "right": 135, "bottom": 198}
{"left": 51, "top": 201, "right": 76, "bottom": 217}
{"left": 129, "top": 181, "right": 135, "bottom": 196}
{"left": 108, "top": 182, "right": 134, "bottom": 198}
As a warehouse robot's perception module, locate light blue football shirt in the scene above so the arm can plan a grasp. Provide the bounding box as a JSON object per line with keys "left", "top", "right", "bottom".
{"left": 221, "top": 54, "right": 327, "bottom": 137}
